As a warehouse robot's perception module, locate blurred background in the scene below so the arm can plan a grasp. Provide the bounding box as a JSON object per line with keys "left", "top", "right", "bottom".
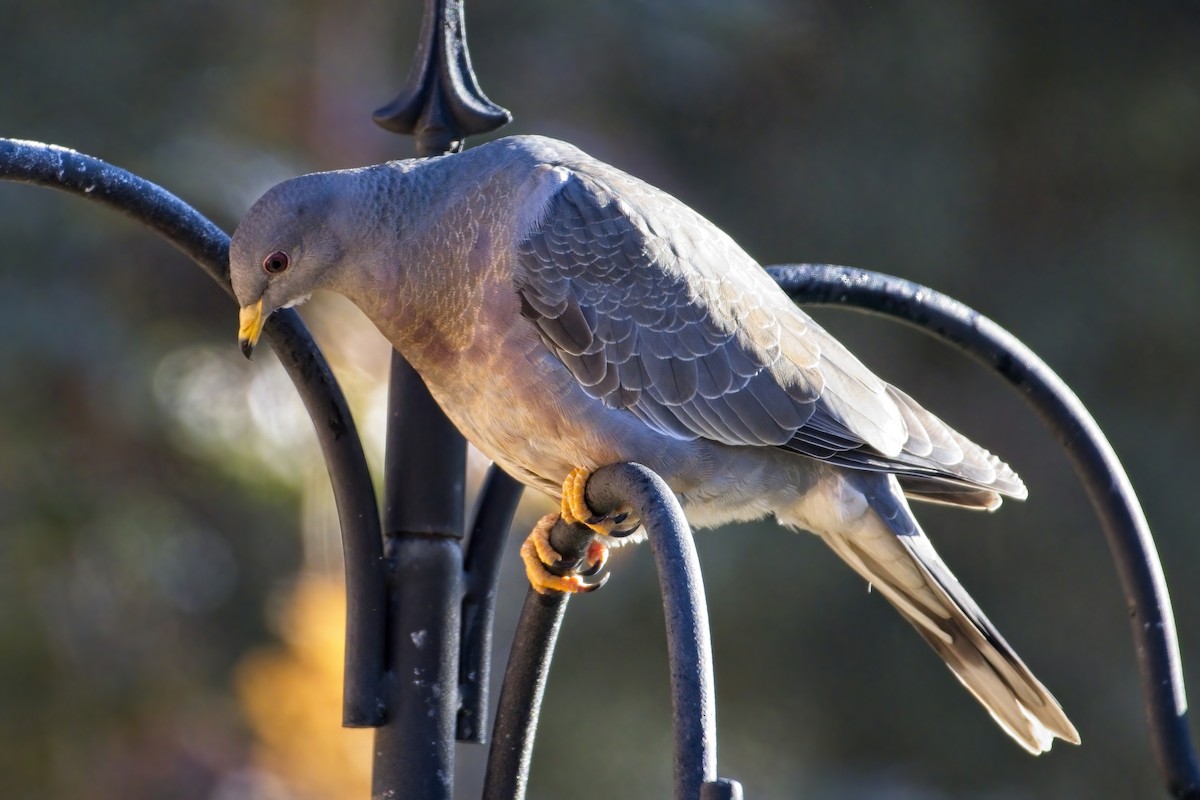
{"left": 2, "top": 1, "right": 1198, "bottom": 797}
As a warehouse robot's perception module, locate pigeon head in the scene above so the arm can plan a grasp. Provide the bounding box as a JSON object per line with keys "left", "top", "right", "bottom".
{"left": 230, "top": 172, "right": 347, "bottom": 358}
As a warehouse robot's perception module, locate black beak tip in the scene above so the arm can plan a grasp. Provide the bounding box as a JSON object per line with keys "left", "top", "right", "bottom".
{"left": 240, "top": 340, "right": 255, "bottom": 360}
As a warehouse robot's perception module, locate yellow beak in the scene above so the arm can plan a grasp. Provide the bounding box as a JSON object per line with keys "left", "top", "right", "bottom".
{"left": 238, "top": 299, "right": 265, "bottom": 359}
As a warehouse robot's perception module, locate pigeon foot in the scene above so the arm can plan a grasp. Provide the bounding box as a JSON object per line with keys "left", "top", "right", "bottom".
{"left": 520, "top": 513, "right": 609, "bottom": 595}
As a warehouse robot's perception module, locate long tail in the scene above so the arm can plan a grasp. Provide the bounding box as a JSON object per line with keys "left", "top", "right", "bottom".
{"left": 809, "top": 472, "right": 1079, "bottom": 754}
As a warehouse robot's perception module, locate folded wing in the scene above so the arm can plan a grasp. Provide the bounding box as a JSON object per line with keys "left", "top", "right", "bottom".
{"left": 514, "top": 162, "right": 1024, "bottom": 503}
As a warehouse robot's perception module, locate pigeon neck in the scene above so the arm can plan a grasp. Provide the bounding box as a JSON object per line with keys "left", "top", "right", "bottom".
{"left": 333, "top": 155, "right": 520, "bottom": 380}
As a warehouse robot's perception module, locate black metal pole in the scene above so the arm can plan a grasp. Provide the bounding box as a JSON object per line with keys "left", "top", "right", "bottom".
{"left": 372, "top": 535, "right": 464, "bottom": 797}
{"left": 368, "top": 0, "right": 510, "bottom": 796}
{"left": 768, "top": 263, "right": 1200, "bottom": 799}
{"left": 372, "top": 358, "right": 467, "bottom": 799}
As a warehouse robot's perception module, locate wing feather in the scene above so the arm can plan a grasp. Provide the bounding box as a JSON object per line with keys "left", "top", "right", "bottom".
{"left": 514, "top": 164, "right": 1024, "bottom": 502}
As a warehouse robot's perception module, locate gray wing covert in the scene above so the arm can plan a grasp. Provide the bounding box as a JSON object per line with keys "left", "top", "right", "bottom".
{"left": 513, "top": 169, "right": 894, "bottom": 455}
{"left": 512, "top": 164, "right": 1028, "bottom": 501}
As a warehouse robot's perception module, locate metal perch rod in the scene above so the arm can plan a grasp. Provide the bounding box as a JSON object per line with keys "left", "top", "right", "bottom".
{"left": 769, "top": 263, "right": 1200, "bottom": 799}
{"left": 484, "top": 463, "right": 742, "bottom": 800}
{"left": 0, "top": 138, "right": 388, "bottom": 728}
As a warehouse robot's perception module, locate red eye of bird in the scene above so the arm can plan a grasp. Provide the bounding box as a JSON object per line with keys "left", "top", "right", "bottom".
{"left": 263, "top": 251, "right": 290, "bottom": 274}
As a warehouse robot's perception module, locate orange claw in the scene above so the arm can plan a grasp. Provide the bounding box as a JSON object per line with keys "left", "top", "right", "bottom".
{"left": 581, "top": 539, "right": 609, "bottom": 576}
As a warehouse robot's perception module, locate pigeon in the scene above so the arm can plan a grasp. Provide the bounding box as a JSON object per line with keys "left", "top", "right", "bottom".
{"left": 229, "top": 135, "right": 1079, "bottom": 754}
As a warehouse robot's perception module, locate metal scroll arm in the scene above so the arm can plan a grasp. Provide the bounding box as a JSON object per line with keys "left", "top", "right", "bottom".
{"left": 484, "top": 462, "right": 744, "bottom": 800}
{"left": 767, "top": 262, "right": 1200, "bottom": 799}
{"left": 458, "top": 467, "right": 525, "bottom": 742}
{"left": 0, "top": 138, "right": 388, "bottom": 728}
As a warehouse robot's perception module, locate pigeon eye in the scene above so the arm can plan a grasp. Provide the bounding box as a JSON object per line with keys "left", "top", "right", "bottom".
{"left": 263, "top": 251, "right": 290, "bottom": 274}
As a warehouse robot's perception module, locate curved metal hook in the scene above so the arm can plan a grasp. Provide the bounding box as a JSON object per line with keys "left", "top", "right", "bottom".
{"left": 768, "top": 262, "right": 1200, "bottom": 798}
{"left": 583, "top": 463, "right": 733, "bottom": 800}
{"left": 485, "top": 463, "right": 742, "bottom": 800}
{"left": 459, "top": 467, "right": 525, "bottom": 743}
{"left": 0, "top": 138, "right": 389, "bottom": 727}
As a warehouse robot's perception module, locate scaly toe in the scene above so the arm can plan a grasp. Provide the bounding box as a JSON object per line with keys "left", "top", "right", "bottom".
{"left": 560, "top": 467, "right": 595, "bottom": 528}
{"left": 520, "top": 513, "right": 608, "bottom": 595}
{"left": 559, "top": 467, "right": 639, "bottom": 537}
{"left": 528, "top": 513, "right": 565, "bottom": 568}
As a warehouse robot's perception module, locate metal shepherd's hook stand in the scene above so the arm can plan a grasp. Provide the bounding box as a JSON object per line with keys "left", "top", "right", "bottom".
{"left": 1, "top": 0, "right": 1198, "bottom": 798}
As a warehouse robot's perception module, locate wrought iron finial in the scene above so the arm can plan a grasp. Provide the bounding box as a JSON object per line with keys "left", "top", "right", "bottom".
{"left": 374, "top": 0, "right": 511, "bottom": 155}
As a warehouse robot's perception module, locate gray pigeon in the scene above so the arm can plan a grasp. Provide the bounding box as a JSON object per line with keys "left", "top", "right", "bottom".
{"left": 230, "top": 135, "right": 1079, "bottom": 754}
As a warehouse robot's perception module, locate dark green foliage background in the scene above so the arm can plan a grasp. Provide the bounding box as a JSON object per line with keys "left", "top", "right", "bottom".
{"left": 2, "top": 2, "right": 1198, "bottom": 798}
